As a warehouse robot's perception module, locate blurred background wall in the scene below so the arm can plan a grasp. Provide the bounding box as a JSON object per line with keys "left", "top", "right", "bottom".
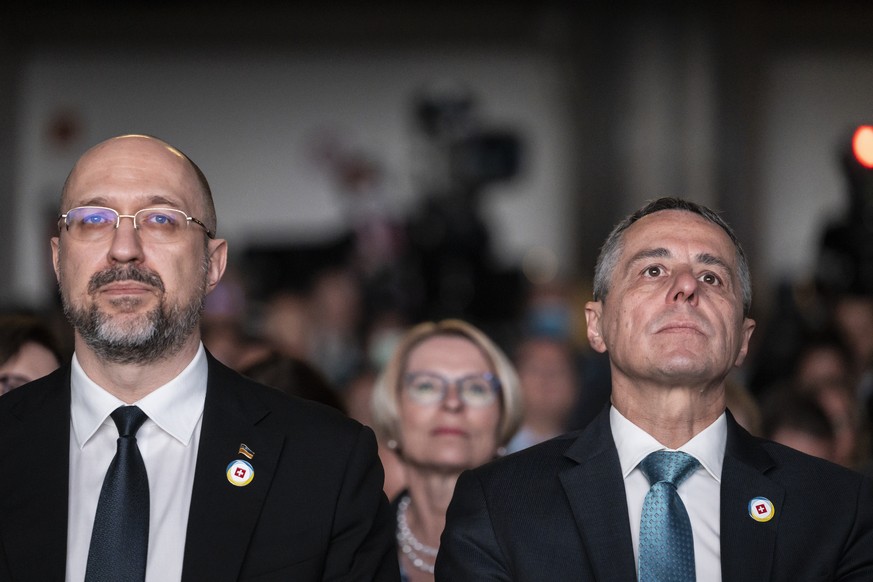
{"left": 1, "top": 0, "right": 872, "bottom": 328}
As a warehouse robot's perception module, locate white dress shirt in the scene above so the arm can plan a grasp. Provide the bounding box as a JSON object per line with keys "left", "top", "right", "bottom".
{"left": 66, "top": 344, "right": 208, "bottom": 582}
{"left": 610, "top": 405, "right": 725, "bottom": 582}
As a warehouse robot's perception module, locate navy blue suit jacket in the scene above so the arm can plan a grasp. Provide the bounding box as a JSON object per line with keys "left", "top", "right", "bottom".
{"left": 436, "top": 407, "right": 873, "bottom": 581}
{"left": 0, "top": 353, "right": 399, "bottom": 581}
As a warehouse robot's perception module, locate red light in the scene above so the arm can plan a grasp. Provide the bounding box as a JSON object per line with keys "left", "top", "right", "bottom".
{"left": 852, "top": 125, "right": 873, "bottom": 169}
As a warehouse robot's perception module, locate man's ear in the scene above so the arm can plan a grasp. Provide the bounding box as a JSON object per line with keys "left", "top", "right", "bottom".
{"left": 733, "top": 317, "right": 756, "bottom": 367}
{"left": 585, "top": 301, "right": 607, "bottom": 354}
{"left": 51, "top": 237, "right": 61, "bottom": 282}
{"left": 205, "top": 238, "right": 228, "bottom": 293}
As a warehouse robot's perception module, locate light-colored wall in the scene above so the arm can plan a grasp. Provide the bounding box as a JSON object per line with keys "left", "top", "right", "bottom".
{"left": 15, "top": 47, "right": 575, "bottom": 307}
{"left": 14, "top": 43, "right": 873, "bottom": 312}
{"left": 760, "top": 51, "right": 873, "bottom": 289}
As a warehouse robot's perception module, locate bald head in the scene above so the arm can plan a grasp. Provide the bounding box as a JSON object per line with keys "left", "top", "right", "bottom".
{"left": 61, "top": 134, "right": 217, "bottom": 234}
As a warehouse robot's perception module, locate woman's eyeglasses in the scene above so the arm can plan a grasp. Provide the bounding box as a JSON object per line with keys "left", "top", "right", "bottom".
{"left": 402, "top": 371, "right": 501, "bottom": 407}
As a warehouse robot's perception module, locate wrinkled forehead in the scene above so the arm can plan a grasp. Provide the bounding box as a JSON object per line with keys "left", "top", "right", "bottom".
{"left": 620, "top": 209, "right": 737, "bottom": 264}
{"left": 63, "top": 136, "right": 203, "bottom": 212}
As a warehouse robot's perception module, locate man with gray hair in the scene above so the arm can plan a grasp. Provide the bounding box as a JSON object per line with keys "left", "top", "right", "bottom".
{"left": 437, "top": 197, "right": 873, "bottom": 581}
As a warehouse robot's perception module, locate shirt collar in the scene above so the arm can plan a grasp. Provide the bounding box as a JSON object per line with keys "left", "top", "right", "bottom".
{"left": 70, "top": 343, "right": 208, "bottom": 448}
{"left": 610, "top": 405, "right": 726, "bottom": 482}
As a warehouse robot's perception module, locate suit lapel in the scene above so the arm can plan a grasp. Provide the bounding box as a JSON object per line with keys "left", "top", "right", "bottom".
{"left": 0, "top": 367, "right": 71, "bottom": 581}
{"left": 181, "top": 355, "right": 285, "bottom": 582}
{"left": 720, "top": 413, "right": 782, "bottom": 582}
{"left": 559, "top": 409, "right": 638, "bottom": 582}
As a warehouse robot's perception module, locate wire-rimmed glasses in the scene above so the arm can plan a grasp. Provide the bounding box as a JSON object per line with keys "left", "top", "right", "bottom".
{"left": 58, "top": 206, "right": 215, "bottom": 242}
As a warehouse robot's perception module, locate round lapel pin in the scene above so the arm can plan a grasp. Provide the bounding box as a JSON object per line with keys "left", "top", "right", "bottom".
{"left": 226, "top": 459, "right": 255, "bottom": 487}
{"left": 748, "top": 497, "right": 775, "bottom": 522}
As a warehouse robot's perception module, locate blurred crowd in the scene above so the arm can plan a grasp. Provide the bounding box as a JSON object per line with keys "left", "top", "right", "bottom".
{"left": 192, "top": 266, "right": 616, "bottom": 502}
{"left": 3, "top": 240, "right": 873, "bottom": 579}
{"left": 744, "top": 285, "right": 873, "bottom": 476}
{"left": 9, "top": 128, "right": 871, "bottom": 580}
{"left": 214, "top": 260, "right": 873, "bottom": 484}
{"left": 4, "top": 258, "right": 872, "bottom": 485}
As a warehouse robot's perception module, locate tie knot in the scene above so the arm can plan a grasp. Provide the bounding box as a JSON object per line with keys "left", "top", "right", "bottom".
{"left": 110, "top": 405, "right": 148, "bottom": 438}
{"left": 640, "top": 450, "right": 699, "bottom": 487}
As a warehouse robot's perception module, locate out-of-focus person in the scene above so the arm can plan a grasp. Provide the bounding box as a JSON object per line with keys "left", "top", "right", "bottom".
{"left": 0, "top": 313, "right": 64, "bottom": 396}
{"left": 762, "top": 386, "right": 839, "bottom": 463}
{"left": 371, "top": 319, "right": 523, "bottom": 582}
{"left": 791, "top": 333, "right": 870, "bottom": 469}
{"left": 308, "top": 266, "right": 366, "bottom": 387}
{"left": 518, "top": 278, "right": 612, "bottom": 432}
{"left": 259, "top": 289, "right": 313, "bottom": 360}
{"left": 813, "top": 380, "right": 870, "bottom": 468}
{"left": 723, "top": 373, "right": 763, "bottom": 436}
{"left": 341, "top": 310, "right": 412, "bottom": 502}
{"left": 833, "top": 294, "right": 873, "bottom": 380}
{"left": 832, "top": 293, "right": 873, "bottom": 426}
{"left": 199, "top": 266, "right": 272, "bottom": 371}
{"left": 344, "top": 365, "right": 407, "bottom": 501}
{"left": 506, "top": 335, "right": 579, "bottom": 453}
{"left": 793, "top": 332, "right": 856, "bottom": 392}
{"left": 240, "top": 351, "right": 346, "bottom": 414}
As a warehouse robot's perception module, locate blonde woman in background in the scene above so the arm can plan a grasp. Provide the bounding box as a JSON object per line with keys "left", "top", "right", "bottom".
{"left": 371, "top": 319, "right": 523, "bottom": 582}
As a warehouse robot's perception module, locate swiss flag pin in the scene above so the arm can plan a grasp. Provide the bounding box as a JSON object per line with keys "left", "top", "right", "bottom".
{"left": 748, "top": 497, "right": 775, "bottom": 522}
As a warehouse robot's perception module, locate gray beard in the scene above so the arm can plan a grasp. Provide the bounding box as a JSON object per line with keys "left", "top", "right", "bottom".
{"left": 61, "top": 264, "right": 207, "bottom": 365}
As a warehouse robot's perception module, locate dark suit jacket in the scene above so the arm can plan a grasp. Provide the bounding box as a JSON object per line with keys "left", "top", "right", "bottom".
{"left": 436, "top": 407, "right": 873, "bottom": 581}
{"left": 0, "top": 353, "right": 400, "bottom": 582}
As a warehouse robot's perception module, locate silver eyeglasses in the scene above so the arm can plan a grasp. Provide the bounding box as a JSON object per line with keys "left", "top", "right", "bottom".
{"left": 58, "top": 206, "right": 215, "bottom": 242}
{"left": 402, "top": 371, "right": 501, "bottom": 407}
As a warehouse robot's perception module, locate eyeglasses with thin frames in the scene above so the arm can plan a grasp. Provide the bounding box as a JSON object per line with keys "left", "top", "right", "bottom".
{"left": 402, "top": 371, "right": 501, "bottom": 407}
{"left": 58, "top": 206, "right": 215, "bottom": 243}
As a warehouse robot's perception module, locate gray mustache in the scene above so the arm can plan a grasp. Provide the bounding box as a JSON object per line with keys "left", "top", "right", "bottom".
{"left": 88, "top": 266, "right": 165, "bottom": 294}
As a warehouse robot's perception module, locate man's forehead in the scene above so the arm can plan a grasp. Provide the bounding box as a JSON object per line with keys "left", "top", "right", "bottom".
{"left": 65, "top": 138, "right": 200, "bottom": 207}
{"left": 75, "top": 137, "right": 187, "bottom": 174}
{"left": 622, "top": 210, "right": 734, "bottom": 257}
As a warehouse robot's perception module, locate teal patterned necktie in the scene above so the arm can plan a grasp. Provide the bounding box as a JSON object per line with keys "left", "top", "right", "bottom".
{"left": 638, "top": 450, "right": 700, "bottom": 582}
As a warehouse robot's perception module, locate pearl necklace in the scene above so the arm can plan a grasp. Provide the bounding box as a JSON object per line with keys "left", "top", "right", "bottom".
{"left": 396, "top": 494, "right": 438, "bottom": 574}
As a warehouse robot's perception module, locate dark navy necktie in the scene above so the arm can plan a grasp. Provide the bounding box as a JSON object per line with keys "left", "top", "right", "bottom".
{"left": 638, "top": 450, "right": 700, "bottom": 582}
{"left": 85, "top": 405, "right": 150, "bottom": 582}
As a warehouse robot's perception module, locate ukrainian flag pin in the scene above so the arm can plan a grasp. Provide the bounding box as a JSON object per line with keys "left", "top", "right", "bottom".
{"left": 227, "top": 459, "right": 255, "bottom": 487}
{"left": 748, "top": 497, "right": 775, "bottom": 522}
